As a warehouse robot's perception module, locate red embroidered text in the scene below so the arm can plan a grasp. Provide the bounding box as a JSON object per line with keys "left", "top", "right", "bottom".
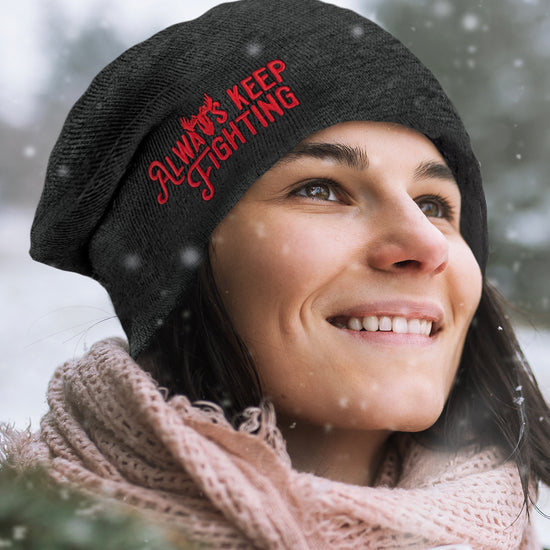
{"left": 149, "top": 59, "right": 300, "bottom": 204}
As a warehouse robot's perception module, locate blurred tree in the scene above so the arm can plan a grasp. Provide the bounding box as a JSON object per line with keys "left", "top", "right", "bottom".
{"left": 373, "top": 0, "right": 550, "bottom": 325}
{"left": 0, "top": 464, "right": 201, "bottom": 549}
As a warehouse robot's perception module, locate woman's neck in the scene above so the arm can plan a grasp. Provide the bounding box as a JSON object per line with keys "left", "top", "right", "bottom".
{"left": 277, "top": 415, "right": 391, "bottom": 486}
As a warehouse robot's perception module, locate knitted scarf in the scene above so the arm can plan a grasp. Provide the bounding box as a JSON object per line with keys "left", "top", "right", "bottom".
{"left": 6, "top": 339, "right": 539, "bottom": 549}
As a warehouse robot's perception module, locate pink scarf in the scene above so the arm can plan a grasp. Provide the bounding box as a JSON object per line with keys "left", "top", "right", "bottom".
{"left": 9, "top": 339, "right": 540, "bottom": 549}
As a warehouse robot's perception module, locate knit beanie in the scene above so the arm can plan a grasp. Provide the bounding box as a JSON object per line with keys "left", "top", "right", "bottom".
{"left": 30, "top": 0, "right": 488, "bottom": 358}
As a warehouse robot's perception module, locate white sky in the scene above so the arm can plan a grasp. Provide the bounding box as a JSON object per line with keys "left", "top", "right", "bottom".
{"left": 0, "top": 0, "right": 371, "bottom": 126}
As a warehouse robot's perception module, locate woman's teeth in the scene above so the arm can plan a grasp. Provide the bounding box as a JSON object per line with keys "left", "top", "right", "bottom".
{"left": 342, "top": 315, "right": 433, "bottom": 336}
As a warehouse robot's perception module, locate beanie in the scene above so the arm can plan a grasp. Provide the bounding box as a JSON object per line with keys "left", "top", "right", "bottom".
{"left": 30, "top": 0, "right": 488, "bottom": 357}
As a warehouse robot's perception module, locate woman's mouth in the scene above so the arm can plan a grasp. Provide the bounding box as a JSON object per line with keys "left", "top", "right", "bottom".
{"left": 328, "top": 315, "right": 438, "bottom": 336}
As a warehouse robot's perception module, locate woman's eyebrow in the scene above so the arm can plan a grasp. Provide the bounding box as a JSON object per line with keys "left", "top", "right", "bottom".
{"left": 279, "top": 144, "right": 456, "bottom": 186}
{"left": 279, "top": 142, "right": 369, "bottom": 170}
{"left": 414, "top": 160, "right": 456, "bottom": 184}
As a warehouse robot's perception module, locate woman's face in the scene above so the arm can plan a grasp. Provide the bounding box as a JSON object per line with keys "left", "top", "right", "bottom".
{"left": 210, "top": 121, "right": 482, "bottom": 433}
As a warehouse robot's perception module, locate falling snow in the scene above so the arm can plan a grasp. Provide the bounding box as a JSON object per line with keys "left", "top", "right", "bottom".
{"left": 180, "top": 246, "right": 201, "bottom": 268}
{"left": 246, "top": 42, "right": 262, "bottom": 56}
{"left": 22, "top": 146, "right": 36, "bottom": 158}
{"left": 56, "top": 165, "right": 70, "bottom": 178}
{"left": 432, "top": 0, "right": 454, "bottom": 18}
{"left": 122, "top": 253, "right": 141, "bottom": 270}
{"left": 461, "top": 13, "right": 481, "bottom": 32}
{"left": 514, "top": 58, "right": 525, "bottom": 68}
{"left": 351, "top": 24, "right": 365, "bottom": 38}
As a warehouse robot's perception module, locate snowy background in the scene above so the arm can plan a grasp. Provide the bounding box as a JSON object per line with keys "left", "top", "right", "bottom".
{"left": 1, "top": 0, "right": 549, "bottom": 543}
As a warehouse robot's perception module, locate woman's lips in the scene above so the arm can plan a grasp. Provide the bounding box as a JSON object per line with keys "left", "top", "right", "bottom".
{"left": 326, "top": 300, "right": 444, "bottom": 337}
{"left": 331, "top": 315, "right": 433, "bottom": 336}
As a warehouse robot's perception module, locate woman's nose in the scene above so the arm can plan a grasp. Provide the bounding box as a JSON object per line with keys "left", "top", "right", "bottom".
{"left": 366, "top": 199, "right": 449, "bottom": 276}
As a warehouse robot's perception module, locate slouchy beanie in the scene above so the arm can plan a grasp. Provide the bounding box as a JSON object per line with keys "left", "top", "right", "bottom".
{"left": 30, "top": 0, "right": 488, "bottom": 357}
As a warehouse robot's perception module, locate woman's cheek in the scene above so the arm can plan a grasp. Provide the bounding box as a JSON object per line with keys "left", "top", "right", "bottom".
{"left": 449, "top": 237, "right": 483, "bottom": 323}
{"left": 239, "top": 214, "right": 347, "bottom": 288}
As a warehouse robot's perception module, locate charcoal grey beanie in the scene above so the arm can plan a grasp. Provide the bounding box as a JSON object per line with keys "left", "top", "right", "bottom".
{"left": 30, "top": 0, "right": 488, "bottom": 357}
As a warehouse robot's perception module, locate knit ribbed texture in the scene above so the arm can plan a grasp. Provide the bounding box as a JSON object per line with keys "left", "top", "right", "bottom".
{"left": 30, "top": 0, "right": 487, "bottom": 357}
{"left": 11, "top": 340, "right": 538, "bottom": 549}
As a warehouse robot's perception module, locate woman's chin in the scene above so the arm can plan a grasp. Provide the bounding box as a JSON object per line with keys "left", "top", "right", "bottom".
{"left": 275, "top": 392, "right": 447, "bottom": 435}
{"left": 373, "top": 390, "right": 447, "bottom": 433}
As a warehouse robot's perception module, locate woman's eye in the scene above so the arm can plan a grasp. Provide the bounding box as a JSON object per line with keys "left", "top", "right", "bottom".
{"left": 416, "top": 194, "right": 454, "bottom": 220}
{"left": 294, "top": 181, "right": 340, "bottom": 202}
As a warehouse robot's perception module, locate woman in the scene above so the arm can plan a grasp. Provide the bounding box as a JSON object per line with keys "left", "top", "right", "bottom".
{"left": 4, "top": 0, "right": 550, "bottom": 548}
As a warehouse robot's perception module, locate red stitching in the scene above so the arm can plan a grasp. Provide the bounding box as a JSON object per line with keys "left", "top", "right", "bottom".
{"left": 148, "top": 60, "right": 300, "bottom": 205}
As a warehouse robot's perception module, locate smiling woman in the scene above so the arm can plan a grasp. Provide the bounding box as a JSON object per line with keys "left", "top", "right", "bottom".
{"left": 211, "top": 122, "right": 479, "bottom": 434}
{"left": 3, "top": 0, "right": 550, "bottom": 548}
